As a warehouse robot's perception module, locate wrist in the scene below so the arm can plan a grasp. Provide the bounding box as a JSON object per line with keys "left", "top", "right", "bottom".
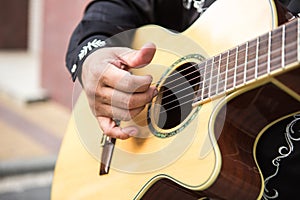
{"left": 69, "top": 35, "right": 108, "bottom": 84}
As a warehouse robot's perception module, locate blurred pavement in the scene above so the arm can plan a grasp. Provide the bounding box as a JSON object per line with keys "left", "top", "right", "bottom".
{"left": 0, "top": 93, "right": 71, "bottom": 200}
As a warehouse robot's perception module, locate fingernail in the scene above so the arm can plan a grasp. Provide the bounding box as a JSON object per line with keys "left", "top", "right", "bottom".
{"left": 122, "top": 127, "right": 138, "bottom": 136}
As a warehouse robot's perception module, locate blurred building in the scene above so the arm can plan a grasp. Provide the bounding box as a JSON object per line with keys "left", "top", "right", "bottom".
{"left": 0, "top": 0, "right": 90, "bottom": 109}
{"left": 0, "top": 1, "right": 91, "bottom": 198}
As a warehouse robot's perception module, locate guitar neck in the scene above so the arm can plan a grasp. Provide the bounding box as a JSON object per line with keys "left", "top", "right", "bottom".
{"left": 193, "top": 18, "right": 300, "bottom": 105}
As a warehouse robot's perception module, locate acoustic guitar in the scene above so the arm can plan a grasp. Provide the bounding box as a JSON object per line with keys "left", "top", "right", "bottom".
{"left": 51, "top": 0, "right": 300, "bottom": 199}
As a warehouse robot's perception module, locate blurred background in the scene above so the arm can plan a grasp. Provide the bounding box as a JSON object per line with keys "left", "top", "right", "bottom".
{"left": 0, "top": 0, "right": 90, "bottom": 199}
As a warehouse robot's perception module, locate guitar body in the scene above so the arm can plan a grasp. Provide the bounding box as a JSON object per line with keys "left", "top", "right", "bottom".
{"left": 51, "top": 0, "right": 300, "bottom": 199}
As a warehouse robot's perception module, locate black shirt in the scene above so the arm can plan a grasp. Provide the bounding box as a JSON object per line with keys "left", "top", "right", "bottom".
{"left": 65, "top": 0, "right": 299, "bottom": 81}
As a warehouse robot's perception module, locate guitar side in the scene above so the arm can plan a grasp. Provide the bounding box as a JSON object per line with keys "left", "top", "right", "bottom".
{"left": 51, "top": 0, "right": 279, "bottom": 199}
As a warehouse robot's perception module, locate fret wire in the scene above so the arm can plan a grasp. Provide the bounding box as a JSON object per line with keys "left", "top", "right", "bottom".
{"left": 201, "top": 22, "right": 295, "bottom": 80}
{"left": 198, "top": 38, "right": 296, "bottom": 97}
{"left": 192, "top": 20, "right": 297, "bottom": 102}
{"left": 246, "top": 39, "right": 256, "bottom": 82}
{"left": 197, "top": 51, "right": 289, "bottom": 101}
{"left": 217, "top": 52, "right": 227, "bottom": 96}
{"left": 192, "top": 45, "right": 296, "bottom": 104}
{"left": 223, "top": 51, "right": 228, "bottom": 92}
{"left": 208, "top": 57, "right": 214, "bottom": 98}
{"left": 216, "top": 53, "right": 221, "bottom": 94}
{"left": 162, "top": 26, "right": 297, "bottom": 104}
{"left": 270, "top": 26, "right": 282, "bottom": 72}
{"left": 224, "top": 50, "right": 229, "bottom": 91}
{"left": 255, "top": 37, "right": 259, "bottom": 79}
{"left": 205, "top": 59, "right": 212, "bottom": 98}
{"left": 196, "top": 26, "right": 294, "bottom": 86}
{"left": 234, "top": 46, "right": 238, "bottom": 88}
{"left": 227, "top": 49, "right": 236, "bottom": 89}
{"left": 285, "top": 20, "right": 298, "bottom": 66}
{"left": 212, "top": 44, "right": 294, "bottom": 91}
{"left": 236, "top": 44, "right": 246, "bottom": 86}
{"left": 158, "top": 41, "right": 296, "bottom": 113}
{"left": 282, "top": 24, "right": 286, "bottom": 69}
{"left": 244, "top": 41, "right": 248, "bottom": 84}
{"left": 201, "top": 60, "right": 208, "bottom": 100}
{"left": 268, "top": 31, "right": 271, "bottom": 74}
{"left": 199, "top": 66, "right": 205, "bottom": 102}
{"left": 223, "top": 42, "right": 296, "bottom": 81}
{"left": 258, "top": 34, "right": 269, "bottom": 77}
{"left": 166, "top": 22, "right": 300, "bottom": 107}
{"left": 213, "top": 55, "right": 220, "bottom": 95}
{"left": 197, "top": 36, "right": 293, "bottom": 103}
{"left": 298, "top": 19, "right": 300, "bottom": 62}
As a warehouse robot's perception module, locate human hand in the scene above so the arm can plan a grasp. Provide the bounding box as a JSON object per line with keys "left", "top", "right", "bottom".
{"left": 81, "top": 43, "right": 157, "bottom": 139}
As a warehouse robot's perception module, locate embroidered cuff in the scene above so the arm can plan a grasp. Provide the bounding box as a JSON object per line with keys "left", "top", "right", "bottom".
{"left": 70, "top": 36, "right": 107, "bottom": 82}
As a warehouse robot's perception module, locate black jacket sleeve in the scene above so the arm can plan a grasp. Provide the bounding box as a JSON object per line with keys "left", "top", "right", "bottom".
{"left": 66, "top": 0, "right": 155, "bottom": 81}
{"left": 65, "top": 0, "right": 299, "bottom": 82}
{"left": 65, "top": 0, "right": 209, "bottom": 82}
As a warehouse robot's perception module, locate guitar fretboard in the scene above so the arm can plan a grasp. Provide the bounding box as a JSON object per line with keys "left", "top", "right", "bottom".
{"left": 193, "top": 18, "right": 300, "bottom": 105}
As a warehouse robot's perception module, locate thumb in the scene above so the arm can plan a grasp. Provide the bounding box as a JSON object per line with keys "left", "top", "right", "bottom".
{"left": 121, "top": 43, "right": 156, "bottom": 69}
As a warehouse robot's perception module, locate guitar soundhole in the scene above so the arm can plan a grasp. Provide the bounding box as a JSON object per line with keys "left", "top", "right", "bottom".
{"left": 153, "top": 62, "right": 201, "bottom": 130}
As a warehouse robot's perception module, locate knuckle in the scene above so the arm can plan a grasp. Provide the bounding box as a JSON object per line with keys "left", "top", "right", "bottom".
{"left": 96, "top": 104, "right": 114, "bottom": 119}
{"left": 97, "top": 89, "right": 110, "bottom": 104}
{"left": 111, "top": 91, "right": 125, "bottom": 106}
{"left": 100, "top": 73, "right": 110, "bottom": 86}
{"left": 121, "top": 78, "right": 130, "bottom": 89}
{"left": 121, "top": 111, "right": 132, "bottom": 121}
{"left": 122, "top": 75, "right": 135, "bottom": 91}
{"left": 127, "top": 96, "right": 137, "bottom": 109}
{"left": 94, "top": 104, "right": 105, "bottom": 116}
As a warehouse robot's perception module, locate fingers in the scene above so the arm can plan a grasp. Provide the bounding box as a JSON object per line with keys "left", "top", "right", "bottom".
{"left": 81, "top": 43, "right": 157, "bottom": 140}
{"left": 100, "top": 64, "right": 153, "bottom": 93}
{"left": 102, "top": 43, "right": 156, "bottom": 92}
{"left": 90, "top": 86, "right": 157, "bottom": 121}
{"left": 96, "top": 86, "right": 157, "bottom": 110}
{"left": 97, "top": 117, "right": 138, "bottom": 140}
{"left": 95, "top": 103, "right": 144, "bottom": 121}
{"left": 118, "top": 43, "right": 156, "bottom": 68}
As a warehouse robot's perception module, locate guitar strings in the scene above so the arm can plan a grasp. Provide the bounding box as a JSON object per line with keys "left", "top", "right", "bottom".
{"left": 110, "top": 23, "right": 297, "bottom": 125}
{"left": 130, "top": 55, "right": 297, "bottom": 128}
{"left": 129, "top": 40, "right": 297, "bottom": 126}
{"left": 160, "top": 48, "right": 295, "bottom": 112}
{"left": 148, "top": 23, "right": 292, "bottom": 93}
{"left": 160, "top": 43, "right": 297, "bottom": 108}
{"left": 150, "top": 34, "right": 297, "bottom": 104}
